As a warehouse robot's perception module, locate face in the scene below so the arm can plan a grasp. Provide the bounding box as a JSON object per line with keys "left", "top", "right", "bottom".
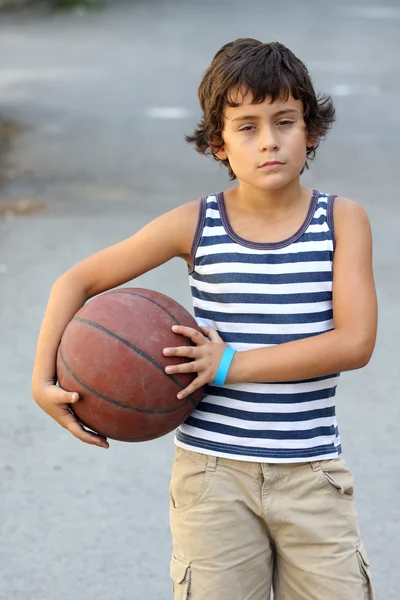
{"left": 215, "top": 89, "right": 313, "bottom": 190}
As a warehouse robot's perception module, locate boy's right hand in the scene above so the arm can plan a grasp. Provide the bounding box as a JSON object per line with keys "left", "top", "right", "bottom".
{"left": 33, "top": 385, "right": 109, "bottom": 448}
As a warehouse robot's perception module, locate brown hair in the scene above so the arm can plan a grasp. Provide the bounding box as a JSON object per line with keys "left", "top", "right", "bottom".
{"left": 186, "top": 38, "right": 336, "bottom": 180}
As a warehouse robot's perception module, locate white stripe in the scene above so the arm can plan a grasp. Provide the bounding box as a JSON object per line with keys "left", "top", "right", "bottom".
{"left": 313, "top": 205, "right": 328, "bottom": 218}
{"left": 307, "top": 223, "right": 329, "bottom": 233}
{"left": 198, "top": 318, "right": 334, "bottom": 335}
{"left": 202, "top": 395, "right": 336, "bottom": 414}
{"left": 196, "top": 240, "right": 333, "bottom": 257}
{"left": 191, "top": 279, "right": 332, "bottom": 295}
{"left": 202, "top": 225, "right": 228, "bottom": 236}
{"left": 205, "top": 208, "right": 220, "bottom": 219}
{"left": 193, "top": 297, "right": 333, "bottom": 314}
{"left": 193, "top": 411, "right": 337, "bottom": 431}
{"left": 196, "top": 261, "right": 332, "bottom": 275}
{"left": 219, "top": 377, "right": 338, "bottom": 395}
{"left": 179, "top": 424, "right": 338, "bottom": 449}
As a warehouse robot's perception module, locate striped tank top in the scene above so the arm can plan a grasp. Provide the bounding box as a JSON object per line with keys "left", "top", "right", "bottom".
{"left": 175, "top": 189, "right": 341, "bottom": 463}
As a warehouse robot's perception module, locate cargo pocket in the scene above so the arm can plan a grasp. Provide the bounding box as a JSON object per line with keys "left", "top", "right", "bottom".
{"left": 170, "top": 554, "right": 191, "bottom": 600}
{"left": 356, "top": 541, "right": 375, "bottom": 600}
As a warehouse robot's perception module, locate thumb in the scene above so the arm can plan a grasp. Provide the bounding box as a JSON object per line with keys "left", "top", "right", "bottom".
{"left": 55, "top": 387, "right": 79, "bottom": 404}
{"left": 69, "top": 392, "right": 80, "bottom": 403}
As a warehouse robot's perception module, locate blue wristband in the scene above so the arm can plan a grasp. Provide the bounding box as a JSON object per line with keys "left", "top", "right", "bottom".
{"left": 213, "top": 348, "right": 236, "bottom": 386}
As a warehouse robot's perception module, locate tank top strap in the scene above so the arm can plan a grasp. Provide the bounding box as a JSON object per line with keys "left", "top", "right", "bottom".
{"left": 189, "top": 194, "right": 222, "bottom": 274}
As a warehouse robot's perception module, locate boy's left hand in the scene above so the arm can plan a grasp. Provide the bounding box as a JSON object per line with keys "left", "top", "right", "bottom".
{"left": 163, "top": 325, "right": 226, "bottom": 399}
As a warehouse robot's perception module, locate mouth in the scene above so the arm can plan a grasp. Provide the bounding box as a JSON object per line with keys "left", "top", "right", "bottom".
{"left": 259, "top": 161, "right": 285, "bottom": 169}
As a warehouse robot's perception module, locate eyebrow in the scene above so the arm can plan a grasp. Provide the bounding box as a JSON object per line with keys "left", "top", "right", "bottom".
{"left": 231, "top": 109, "right": 299, "bottom": 122}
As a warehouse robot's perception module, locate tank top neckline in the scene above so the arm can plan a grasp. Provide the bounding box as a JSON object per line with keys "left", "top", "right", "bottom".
{"left": 216, "top": 189, "right": 320, "bottom": 250}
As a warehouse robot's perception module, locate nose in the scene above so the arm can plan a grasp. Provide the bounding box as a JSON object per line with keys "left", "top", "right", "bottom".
{"left": 259, "top": 125, "right": 280, "bottom": 152}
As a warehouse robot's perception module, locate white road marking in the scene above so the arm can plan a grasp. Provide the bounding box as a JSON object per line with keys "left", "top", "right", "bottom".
{"left": 343, "top": 6, "right": 400, "bottom": 19}
{"left": 331, "top": 84, "right": 382, "bottom": 97}
{"left": 0, "top": 67, "right": 106, "bottom": 88}
{"left": 145, "top": 107, "right": 190, "bottom": 119}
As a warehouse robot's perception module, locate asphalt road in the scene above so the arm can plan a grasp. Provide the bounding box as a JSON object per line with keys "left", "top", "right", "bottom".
{"left": 1, "top": 1, "right": 399, "bottom": 598}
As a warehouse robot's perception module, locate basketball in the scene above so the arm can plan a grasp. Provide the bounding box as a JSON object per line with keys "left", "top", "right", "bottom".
{"left": 56, "top": 288, "right": 205, "bottom": 442}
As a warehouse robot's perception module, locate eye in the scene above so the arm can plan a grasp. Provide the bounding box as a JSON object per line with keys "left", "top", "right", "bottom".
{"left": 239, "top": 125, "right": 256, "bottom": 132}
{"left": 278, "top": 120, "right": 293, "bottom": 127}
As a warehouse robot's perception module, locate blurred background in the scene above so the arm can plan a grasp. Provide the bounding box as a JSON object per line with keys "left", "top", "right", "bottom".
{"left": 1, "top": 1, "right": 399, "bottom": 599}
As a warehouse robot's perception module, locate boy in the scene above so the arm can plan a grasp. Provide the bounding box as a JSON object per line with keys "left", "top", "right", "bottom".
{"left": 32, "top": 39, "right": 377, "bottom": 599}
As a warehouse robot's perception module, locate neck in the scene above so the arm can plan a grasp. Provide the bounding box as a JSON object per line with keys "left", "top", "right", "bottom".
{"left": 230, "top": 180, "right": 311, "bottom": 218}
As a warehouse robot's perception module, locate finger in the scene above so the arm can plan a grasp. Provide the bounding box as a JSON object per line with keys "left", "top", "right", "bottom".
{"left": 176, "top": 377, "right": 205, "bottom": 400}
{"left": 200, "top": 326, "right": 223, "bottom": 343}
{"left": 59, "top": 409, "right": 109, "bottom": 448}
{"left": 163, "top": 345, "right": 199, "bottom": 358}
{"left": 171, "top": 325, "right": 207, "bottom": 345}
{"left": 165, "top": 359, "right": 199, "bottom": 375}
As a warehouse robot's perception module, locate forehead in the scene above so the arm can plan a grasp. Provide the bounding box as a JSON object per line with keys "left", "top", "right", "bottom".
{"left": 225, "top": 87, "right": 303, "bottom": 118}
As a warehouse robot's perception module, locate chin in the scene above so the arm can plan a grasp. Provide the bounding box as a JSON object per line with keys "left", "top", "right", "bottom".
{"left": 254, "top": 175, "right": 296, "bottom": 191}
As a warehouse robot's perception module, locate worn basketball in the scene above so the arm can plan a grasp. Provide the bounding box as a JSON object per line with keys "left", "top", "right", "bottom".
{"left": 56, "top": 288, "right": 205, "bottom": 442}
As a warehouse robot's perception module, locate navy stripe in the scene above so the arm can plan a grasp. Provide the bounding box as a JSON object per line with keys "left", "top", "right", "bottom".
{"left": 199, "top": 235, "right": 236, "bottom": 247}
{"left": 191, "top": 270, "right": 332, "bottom": 285}
{"left": 191, "top": 287, "right": 332, "bottom": 305}
{"left": 204, "top": 385, "right": 337, "bottom": 404}
{"left": 310, "top": 214, "right": 328, "bottom": 225}
{"left": 176, "top": 431, "right": 341, "bottom": 459}
{"left": 198, "top": 402, "right": 336, "bottom": 422}
{"left": 199, "top": 232, "right": 331, "bottom": 247}
{"left": 204, "top": 217, "right": 223, "bottom": 228}
{"left": 185, "top": 417, "right": 336, "bottom": 440}
{"left": 206, "top": 201, "right": 219, "bottom": 211}
{"left": 194, "top": 307, "right": 333, "bottom": 325}
{"left": 196, "top": 251, "right": 333, "bottom": 266}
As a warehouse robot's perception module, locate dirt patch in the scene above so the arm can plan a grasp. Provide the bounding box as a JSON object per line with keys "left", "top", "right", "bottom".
{"left": 0, "top": 119, "right": 24, "bottom": 174}
{"left": 0, "top": 198, "right": 47, "bottom": 217}
{"left": 0, "top": 119, "right": 47, "bottom": 217}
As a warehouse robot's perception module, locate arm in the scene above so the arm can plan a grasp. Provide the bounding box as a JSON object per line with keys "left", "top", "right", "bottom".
{"left": 227, "top": 197, "right": 378, "bottom": 383}
{"left": 32, "top": 200, "right": 199, "bottom": 445}
{"left": 163, "top": 197, "right": 378, "bottom": 397}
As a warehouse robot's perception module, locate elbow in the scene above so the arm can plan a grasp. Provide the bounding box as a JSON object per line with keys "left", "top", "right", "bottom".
{"left": 347, "top": 337, "right": 376, "bottom": 370}
{"left": 53, "top": 271, "right": 89, "bottom": 300}
{"left": 352, "top": 352, "right": 372, "bottom": 370}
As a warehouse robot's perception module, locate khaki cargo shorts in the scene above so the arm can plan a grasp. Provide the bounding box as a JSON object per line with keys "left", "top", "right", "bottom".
{"left": 169, "top": 446, "right": 374, "bottom": 600}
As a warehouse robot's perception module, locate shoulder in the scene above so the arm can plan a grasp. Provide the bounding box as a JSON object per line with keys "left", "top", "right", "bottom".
{"left": 157, "top": 198, "right": 202, "bottom": 227}
{"left": 331, "top": 196, "right": 372, "bottom": 243}
{"left": 332, "top": 196, "right": 370, "bottom": 223}
{"left": 160, "top": 199, "right": 203, "bottom": 262}
{"left": 168, "top": 199, "right": 203, "bottom": 234}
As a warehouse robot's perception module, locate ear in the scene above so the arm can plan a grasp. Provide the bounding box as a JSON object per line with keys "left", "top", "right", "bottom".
{"left": 306, "top": 134, "right": 318, "bottom": 149}
{"left": 209, "top": 136, "right": 228, "bottom": 161}
{"left": 213, "top": 146, "right": 228, "bottom": 161}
